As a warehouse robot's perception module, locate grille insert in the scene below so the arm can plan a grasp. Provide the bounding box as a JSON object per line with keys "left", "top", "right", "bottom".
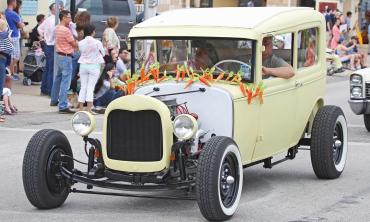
{"left": 107, "top": 110, "right": 163, "bottom": 162}
{"left": 366, "top": 83, "right": 370, "bottom": 99}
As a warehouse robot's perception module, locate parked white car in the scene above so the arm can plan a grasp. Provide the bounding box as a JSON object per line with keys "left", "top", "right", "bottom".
{"left": 349, "top": 68, "right": 370, "bottom": 131}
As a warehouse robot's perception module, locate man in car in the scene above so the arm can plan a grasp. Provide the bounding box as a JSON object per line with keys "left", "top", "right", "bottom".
{"left": 262, "top": 36, "right": 295, "bottom": 79}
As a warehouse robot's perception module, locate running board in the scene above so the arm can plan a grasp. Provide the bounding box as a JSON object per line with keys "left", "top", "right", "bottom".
{"left": 70, "top": 189, "right": 196, "bottom": 200}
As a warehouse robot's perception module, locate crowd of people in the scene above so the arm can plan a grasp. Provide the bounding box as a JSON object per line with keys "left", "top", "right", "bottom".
{"left": 0, "top": 0, "right": 131, "bottom": 122}
{"left": 324, "top": 8, "right": 367, "bottom": 71}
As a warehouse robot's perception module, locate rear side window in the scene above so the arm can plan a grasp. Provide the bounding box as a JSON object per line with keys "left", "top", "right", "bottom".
{"left": 78, "top": 0, "right": 131, "bottom": 16}
{"left": 298, "top": 28, "right": 318, "bottom": 68}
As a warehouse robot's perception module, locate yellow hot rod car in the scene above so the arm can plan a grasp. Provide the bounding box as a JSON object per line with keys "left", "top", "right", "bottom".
{"left": 22, "top": 7, "right": 347, "bottom": 221}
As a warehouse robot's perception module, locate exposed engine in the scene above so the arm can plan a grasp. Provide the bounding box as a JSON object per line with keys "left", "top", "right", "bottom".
{"left": 158, "top": 98, "right": 207, "bottom": 153}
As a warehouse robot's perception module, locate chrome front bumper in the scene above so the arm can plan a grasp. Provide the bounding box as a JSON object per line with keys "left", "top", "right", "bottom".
{"left": 348, "top": 99, "right": 370, "bottom": 115}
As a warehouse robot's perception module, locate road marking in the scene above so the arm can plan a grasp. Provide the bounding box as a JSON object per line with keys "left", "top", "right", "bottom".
{"left": 0, "top": 126, "right": 102, "bottom": 135}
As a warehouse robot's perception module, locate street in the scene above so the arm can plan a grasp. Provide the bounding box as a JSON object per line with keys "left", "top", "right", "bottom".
{"left": 0, "top": 73, "right": 369, "bottom": 222}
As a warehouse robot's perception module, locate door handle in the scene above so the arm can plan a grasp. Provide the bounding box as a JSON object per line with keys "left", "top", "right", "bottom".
{"left": 295, "top": 81, "right": 303, "bottom": 87}
{"left": 128, "top": 21, "right": 134, "bottom": 25}
{"left": 100, "top": 20, "right": 107, "bottom": 23}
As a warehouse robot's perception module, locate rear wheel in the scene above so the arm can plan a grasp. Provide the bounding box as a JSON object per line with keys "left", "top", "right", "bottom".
{"left": 311, "top": 106, "right": 348, "bottom": 179}
{"left": 363, "top": 114, "right": 370, "bottom": 132}
{"left": 196, "top": 136, "right": 243, "bottom": 221}
{"left": 22, "top": 129, "right": 74, "bottom": 209}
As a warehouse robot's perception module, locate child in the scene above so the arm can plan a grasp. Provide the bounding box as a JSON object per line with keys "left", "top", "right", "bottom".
{"left": 2, "top": 74, "right": 17, "bottom": 115}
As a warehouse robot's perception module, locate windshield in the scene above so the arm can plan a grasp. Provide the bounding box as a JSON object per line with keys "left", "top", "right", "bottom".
{"left": 132, "top": 38, "right": 255, "bottom": 82}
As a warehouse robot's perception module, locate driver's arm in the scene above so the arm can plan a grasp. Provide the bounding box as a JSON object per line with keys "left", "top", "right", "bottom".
{"left": 262, "top": 65, "right": 295, "bottom": 79}
{"left": 262, "top": 55, "right": 295, "bottom": 79}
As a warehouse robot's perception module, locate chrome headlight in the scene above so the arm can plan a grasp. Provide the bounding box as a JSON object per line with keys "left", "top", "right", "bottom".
{"left": 71, "top": 111, "right": 96, "bottom": 136}
{"left": 351, "top": 86, "right": 363, "bottom": 98}
{"left": 173, "top": 114, "right": 198, "bottom": 140}
{"left": 350, "top": 74, "right": 362, "bottom": 85}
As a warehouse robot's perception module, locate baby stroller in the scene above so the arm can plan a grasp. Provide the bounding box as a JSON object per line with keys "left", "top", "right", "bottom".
{"left": 22, "top": 42, "right": 46, "bottom": 86}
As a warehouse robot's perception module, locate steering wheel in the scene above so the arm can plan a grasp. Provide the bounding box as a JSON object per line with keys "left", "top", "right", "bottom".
{"left": 213, "top": 59, "right": 251, "bottom": 73}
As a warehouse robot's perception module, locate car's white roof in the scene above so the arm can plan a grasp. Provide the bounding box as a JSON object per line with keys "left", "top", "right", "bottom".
{"left": 130, "top": 7, "right": 324, "bottom": 39}
{"left": 135, "top": 7, "right": 317, "bottom": 29}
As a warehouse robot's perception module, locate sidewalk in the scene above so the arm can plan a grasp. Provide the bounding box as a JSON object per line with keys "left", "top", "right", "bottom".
{"left": 0, "top": 79, "right": 72, "bottom": 128}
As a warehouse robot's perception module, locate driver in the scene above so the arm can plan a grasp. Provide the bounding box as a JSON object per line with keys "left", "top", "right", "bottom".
{"left": 262, "top": 37, "right": 295, "bottom": 79}
{"left": 194, "top": 47, "right": 212, "bottom": 70}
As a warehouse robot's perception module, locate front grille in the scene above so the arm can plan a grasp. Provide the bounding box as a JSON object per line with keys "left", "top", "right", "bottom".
{"left": 366, "top": 83, "right": 370, "bottom": 99}
{"left": 107, "top": 110, "right": 163, "bottom": 162}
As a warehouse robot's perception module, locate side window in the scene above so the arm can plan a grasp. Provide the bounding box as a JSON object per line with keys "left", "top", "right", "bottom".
{"left": 298, "top": 28, "right": 318, "bottom": 68}
{"left": 79, "top": 0, "right": 103, "bottom": 15}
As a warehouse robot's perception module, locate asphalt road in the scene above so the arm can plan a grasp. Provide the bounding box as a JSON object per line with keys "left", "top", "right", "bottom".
{"left": 0, "top": 74, "right": 370, "bottom": 222}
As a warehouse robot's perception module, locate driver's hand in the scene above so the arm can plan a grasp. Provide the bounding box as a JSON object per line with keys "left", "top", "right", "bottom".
{"left": 262, "top": 66, "right": 270, "bottom": 76}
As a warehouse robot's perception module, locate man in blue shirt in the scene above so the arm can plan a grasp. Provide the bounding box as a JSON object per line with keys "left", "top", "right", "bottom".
{"left": 5, "top": 0, "right": 24, "bottom": 79}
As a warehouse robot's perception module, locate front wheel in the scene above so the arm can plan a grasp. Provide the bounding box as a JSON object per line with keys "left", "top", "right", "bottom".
{"left": 363, "top": 114, "right": 370, "bottom": 132}
{"left": 196, "top": 136, "right": 243, "bottom": 221}
{"left": 22, "top": 129, "right": 74, "bottom": 209}
{"left": 311, "top": 106, "right": 348, "bottom": 179}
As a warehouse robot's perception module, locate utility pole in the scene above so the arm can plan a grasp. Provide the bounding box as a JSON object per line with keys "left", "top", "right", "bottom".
{"left": 143, "top": 0, "right": 159, "bottom": 66}
{"left": 53, "top": 0, "right": 60, "bottom": 80}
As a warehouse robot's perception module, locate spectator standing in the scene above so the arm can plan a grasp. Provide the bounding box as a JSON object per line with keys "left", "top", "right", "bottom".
{"left": 331, "top": 18, "right": 341, "bottom": 50}
{"left": 344, "top": 11, "right": 352, "bottom": 40}
{"left": 69, "top": 11, "right": 91, "bottom": 93}
{"left": 75, "top": 11, "right": 91, "bottom": 41}
{"left": 77, "top": 24, "right": 105, "bottom": 113}
{"left": 38, "top": 3, "right": 56, "bottom": 96}
{"left": 345, "top": 11, "right": 352, "bottom": 31}
{"left": 325, "top": 8, "right": 333, "bottom": 47}
{"left": 2, "top": 74, "right": 17, "bottom": 115}
{"left": 115, "top": 48, "right": 130, "bottom": 77}
{"left": 102, "top": 16, "right": 120, "bottom": 58}
{"left": 50, "top": 10, "right": 77, "bottom": 114}
{"left": 29, "top": 14, "right": 45, "bottom": 47}
{"left": 0, "top": 17, "right": 13, "bottom": 122}
{"left": 5, "top": 0, "right": 25, "bottom": 80}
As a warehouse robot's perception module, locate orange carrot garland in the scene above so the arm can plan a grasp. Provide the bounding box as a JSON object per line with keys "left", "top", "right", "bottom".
{"left": 130, "top": 62, "right": 265, "bottom": 104}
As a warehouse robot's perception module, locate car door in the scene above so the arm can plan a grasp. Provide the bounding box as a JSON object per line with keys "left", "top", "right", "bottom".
{"left": 294, "top": 27, "right": 324, "bottom": 140}
{"left": 252, "top": 33, "right": 299, "bottom": 161}
{"left": 76, "top": 0, "right": 136, "bottom": 39}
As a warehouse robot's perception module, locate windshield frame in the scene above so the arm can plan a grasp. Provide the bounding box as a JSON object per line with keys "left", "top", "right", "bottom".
{"left": 130, "top": 37, "right": 257, "bottom": 83}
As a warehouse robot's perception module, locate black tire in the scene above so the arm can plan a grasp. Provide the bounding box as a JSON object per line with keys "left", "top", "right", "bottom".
{"left": 364, "top": 114, "right": 370, "bottom": 132}
{"left": 22, "top": 129, "right": 74, "bottom": 209}
{"left": 311, "top": 106, "right": 348, "bottom": 179}
{"left": 196, "top": 136, "right": 243, "bottom": 221}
